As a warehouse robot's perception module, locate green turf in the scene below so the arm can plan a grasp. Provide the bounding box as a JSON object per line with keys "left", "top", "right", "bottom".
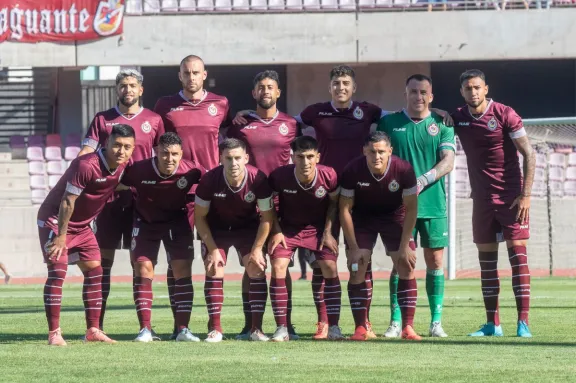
{"left": 1, "top": 278, "right": 575, "bottom": 382}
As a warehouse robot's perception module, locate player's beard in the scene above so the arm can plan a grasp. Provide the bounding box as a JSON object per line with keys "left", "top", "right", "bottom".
{"left": 257, "top": 98, "right": 276, "bottom": 110}
{"left": 119, "top": 95, "right": 139, "bottom": 108}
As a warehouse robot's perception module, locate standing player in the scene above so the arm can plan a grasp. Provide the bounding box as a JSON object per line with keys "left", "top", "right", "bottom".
{"left": 267, "top": 136, "right": 344, "bottom": 341}
{"left": 452, "top": 70, "right": 535, "bottom": 337}
{"left": 154, "top": 55, "right": 231, "bottom": 339}
{"left": 119, "top": 132, "right": 205, "bottom": 342}
{"left": 194, "top": 138, "right": 274, "bottom": 342}
{"left": 340, "top": 131, "right": 421, "bottom": 341}
{"left": 226, "top": 70, "right": 300, "bottom": 340}
{"left": 38, "top": 125, "right": 135, "bottom": 346}
{"left": 78, "top": 69, "right": 164, "bottom": 329}
{"left": 377, "top": 74, "right": 455, "bottom": 338}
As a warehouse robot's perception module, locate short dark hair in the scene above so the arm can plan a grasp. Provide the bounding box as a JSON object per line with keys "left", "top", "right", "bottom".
{"left": 364, "top": 131, "right": 391, "bottom": 147}
{"left": 329, "top": 65, "right": 355, "bottom": 81}
{"left": 290, "top": 136, "right": 318, "bottom": 153}
{"left": 158, "top": 132, "right": 182, "bottom": 148}
{"left": 253, "top": 70, "right": 280, "bottom": 88}
{"left": 180, "top": 55, "right": 205, "bottom": 68}
{"left": 110, "top": 124, "right": 135, "bottom": 139}
{"left": 219, "top": 138, "right": 246, "bottom": 153}
{"left": 460, "top": 69, "right": 486, "bottom": 86}
{"left": 406, "top": 74, "right": 432, "bottom": 86}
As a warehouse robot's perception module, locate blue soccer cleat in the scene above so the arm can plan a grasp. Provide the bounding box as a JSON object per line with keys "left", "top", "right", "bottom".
{"left": 468, "top": 322, "right": 504, "bottom": 337}
{"left": 517, "top": 321, "right": 533, "bottom": 338}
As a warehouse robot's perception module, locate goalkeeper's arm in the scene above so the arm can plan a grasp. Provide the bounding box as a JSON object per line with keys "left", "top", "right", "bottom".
{"left": 416, "top": 149, "right": 455, "bottom": 194}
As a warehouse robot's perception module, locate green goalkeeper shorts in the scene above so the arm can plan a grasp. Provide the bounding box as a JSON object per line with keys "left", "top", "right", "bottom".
{"left": 412, "top": 217, "right": 449, "bottom": 249}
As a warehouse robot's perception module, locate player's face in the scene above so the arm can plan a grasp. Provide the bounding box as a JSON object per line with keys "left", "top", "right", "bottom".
{"left": 252, "top": 78, "right": 281, "bottom": 110}
{"left": 179, "top": 59, "right": 207, "bottom": 94}
{"left": 363, "top": 140, "right": 392, "bottom": 174}
{"left": 460, "top": 77, "right": 489, "bottom": 108}
{"left": 329, "top": 75, "right": 356, "bottom": 105}
{"left": 158, "top": 144, "right": 182, "bottom": 175}
{"left": 117, "top": 76, "right": 142, "bottom": 108}
{"left": 405, "top": 79, "right": 433, "bottom": 112}
{"left": 292, "top": 149, "right": 320, "bottom": 179}
{"left": 106, "top": 136, "right": 135, "bottom": 167}
{"left": 221, "top": 147, "right": 248, "bottom": 179}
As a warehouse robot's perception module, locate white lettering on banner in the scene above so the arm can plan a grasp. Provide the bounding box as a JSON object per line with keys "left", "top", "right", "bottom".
{"left": 69, "top": 4, "right": 77, "bottom": 33}
{"left": 9, "top": 7, "right": 23, "bottom": 40}
{"left": 54, "top": 9, "right": 68, "bottom": 34}
{"left": 0, "top": 8, "right": 7, "bottom": 34}
{"left": 40, "top": 10, "right": 51, "bottom": 33}
{"left": 24, "top": 10, "right": 38, "bottom": 34}
{"left": 79, "top": 8, "right": 89, "bottom": 32}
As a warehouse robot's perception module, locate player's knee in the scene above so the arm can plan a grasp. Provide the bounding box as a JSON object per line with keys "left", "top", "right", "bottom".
{"left": 506, "top": 239, "right": 527, "bottom": 248}
{"left": 246, "top": 264, "right": 265, "bottom": 279}
{"left": 318, "top": 261, "right": 338, "bottom": 278}
{"left": 134, "top": 261, "right": 154, "bottom": 278}
{"left": 476, "top": 243, "right": 499, "bottom": 252}
{"left": 271, "top": 262, "right": 288, "bottom": 279}
{"left": 423, "top": 249, "right": 443, "bottom": 270}
{"left": 394, "top": 258, "right": 414, "bottom": 279}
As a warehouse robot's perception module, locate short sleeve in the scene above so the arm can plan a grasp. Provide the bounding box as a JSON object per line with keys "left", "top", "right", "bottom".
{"left": 120, "top": 164, "right": 136, "bottom": 187}
{"left": 153, "top": 117, "right": 165, "bottom": 147}
{"left": 439, "top": 123, "right": 456, "bottom": 152}
{"left": 339, "top": 163, "right": 356, "bottom": 197}
{"left": 153, "top": 99, "right": 173, "bottom": 132}
{"left": 66, "top": 159, "right": 92, "bottom": 195}
{"left": 82, "top": 115, "right": 104, "bottom": 150}
{"left": 376, "top": 115, "right": 388, "bottom": 133}
{"left": 298, "top": 105, "right": 316, "bottom": 126}
{"left": 326, "top": 167, "right": 339, "bottom": 195}
{"left": 504, "top": 107, "right": 526, "bottom": 139}
{"left": 195, "top": 171, "right": 214, "bottom": 202}
{"left": 254, "top": 171, "right": 273, "bottom": 200}
{"left": 268, "top": 169, "right": 280, "bottom": 193}
{"left": 220, "top": 100, "right": 233, "bottom": 130}
{"left": 400, "top": 163, "right": 418, "bottom": 196}
{"left": 365, "top": 103, "right": 383, "bottom": 124}
{"left": 188, "top": 163, "right": 207, "bottom": 186}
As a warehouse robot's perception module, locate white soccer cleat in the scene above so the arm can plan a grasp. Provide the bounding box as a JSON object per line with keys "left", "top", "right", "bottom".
{"left": 271, "top": 326, "right": 289, "bottom": 342}
{"left": 327, "top": 325, "right": 345, "bottom": 341}
{"left": 134, "top": 328, "right": 154, "bottom": 342}
{"left": 205, "top": 330, "right": 223, "bottom": 343}
{"left": 383, "top": 321, "right": 402, "bottom": 338}
{"left": 250, "top": 329, "right": 269, "bottom": 342}
{"left": 429, "top": 322, "right": 448, "bottom": 338}
{"left": 175, "top": 328, "right": 200, "bottom": 342}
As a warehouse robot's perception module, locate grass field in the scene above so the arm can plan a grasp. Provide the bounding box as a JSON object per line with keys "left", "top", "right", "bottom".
{"left": 1, "top": 277, "right": 576, "bottom": 382}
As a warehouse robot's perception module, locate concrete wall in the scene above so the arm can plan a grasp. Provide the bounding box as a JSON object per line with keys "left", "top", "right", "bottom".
{"left": 2, "top": 10, "right": 576, "bottom": 67}
{"left": 55, "top": 69, "right": 84, "bottom": 137}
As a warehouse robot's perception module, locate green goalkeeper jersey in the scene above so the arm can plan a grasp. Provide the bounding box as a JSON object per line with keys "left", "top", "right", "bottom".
{"left": 377, "top": 110, "right": 456, "bottom": 218}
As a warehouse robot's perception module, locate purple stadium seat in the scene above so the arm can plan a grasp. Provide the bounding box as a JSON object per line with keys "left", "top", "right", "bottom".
{"left": 26, "top": 147, "right": 44, "bottom": 161}
{"left": 455, "top": 154, "right": 467, "bottom": 169}
{"left": 215, "top": 0, "right": 232, "bottom": 10}
{"left": 549, "top": 166, "right": 565, "bottom": 182}
{"left": 64, "top": 146, "right": 81, "bottom": 161}
{"left": 47, "top": 161, "right": 65, "bottom": 176}
{"left": 10, "top": 136, "right": 26, "bottom": 148}
{"left": 286, "top": 0, "right": 303, "bottom": 9}
{"left": 65, "top": 133, "right": 82, "bottom": 147}
{"left": 535, "top": 153, "right": 547, "bottom": 168}
{"left": 564, "top": 181, "right": 576, "bottom": 197}
{"left": 197, "top": 0, "right": 214, "bottom": 10}
{"left": 46, "top": 134, "right": 62, "bottom": 148}
{"left": 161, "top": 0, "right": 179, "bottom": 11}
{"left": 268, "top": 0, "right": 285, "bottom": 9}
{"left": 48, "top": 175, "right": 62, "bottom": 189}
{"left": 358, "top": 0, "right": 375, "bottom": 7}
{"left": 180, "top": 0, "right": 197, "bottom": 10}
{"left": 534, "top": 167, "right": 545, "bottom": 181}
{"left": 549, "top": 153, "right": 566, "bottom": 168}
{"left": 338, "top": 0, "right": 356, "bottom": 8}
{"left": 568, "top": 153, "right": 576, "bottom": 167}
{"left": 28, "top": 135, "right": 45, "bottom": 147}
{"left": 565, "top": 166, "right": 576, "bottom": 180}
{"left": 550, "top": 181, "right": 563, "bottom": 197}
{"left": 28, "top": 161, "right": 46, "bottom": 175}
{"left": 143, "top": 0, "right": 161, "bottom": 12}
{"left": 31, "top": 189, "right": 48, "bottom": 205}
{"left": 30, "top": 175, "right": 47, "bottom": 190}
{"left": 45, "top": 147, "right": 62, "bottom": 161}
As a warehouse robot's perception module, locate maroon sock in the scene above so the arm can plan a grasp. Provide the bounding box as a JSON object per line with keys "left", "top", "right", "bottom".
{"left": 241, "top": 272, "right": 251, "bottom": 330}
{"left": 312, "top": 267, "right": 328, "bottom": 323}
{"left": 134, "top": 277, "right": 153, "bottom": 330}
{"left": 249, "top": 277, "right": 267, "bottom": 331}
{"left": 174, "top": 277, "right": 194, "bottom": 331}
{"left": 479, "top": 251, "right": 500, "bottom": 325}
{"left": 397, "top": 278, "right": 417, "bottom": 328}
{"left": 508, "top": 246, "right": 530, "bottom": 323}
{"left": 82, "top": 266, "right": 103, "bottom": 330}
{"left": 167, "top": 265, "right": 177, "bottom": 332}
{"left": 325, "top": 277, "right": 341, "bottom": 327}
{"left": 365, "top": 262, "right": 373, "bottom": 321}
{"left": 348, "top": 281, "right": 367, "bottom": 328}
{"left": 44, "top": 264, "right": 67, "bottom": 331}
{"left": 99, "top": 258, "right": 113, "bottom": 329}
{"left": 205, "top": 277, "right": 224, "bottom": 333}
{"left": 286, "top": 272, "right": 293, "bottom": 328}
{"left": 270, "top": 277, "right": 288, "bottom": 327}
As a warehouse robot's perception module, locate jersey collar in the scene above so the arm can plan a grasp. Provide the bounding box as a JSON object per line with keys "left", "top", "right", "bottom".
{"left": 152, "top": 157, "right": 180, "bottom": 179}
{"left": 179, "top": 89, "right": 208, "bottom": 106}
{"left": 466, "top": 98, "right": 494, "bottom": 121}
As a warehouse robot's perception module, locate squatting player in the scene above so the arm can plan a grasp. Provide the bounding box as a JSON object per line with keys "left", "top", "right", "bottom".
{"left": 377, "top": 74, "right": 455, "bottom": 338}
{"left": 78, "top": 69, "right": 163, "bottom": 329}
{"left": 339, "top": 131, "right": 421, "bottom": 341}
{"left": 120, "top": 132, "right": 205, "bottom": 342}
{"left": 267, "top": 136, "right": 344, "bottom": 341}
{"left": 452, "top": 69, "right": 535, "bottom": 337}
{"left": 38, "top": 124, "right": 135, "bottom": 346}
{"left": 194, "top": 138, "right": 275, "bottom": 342}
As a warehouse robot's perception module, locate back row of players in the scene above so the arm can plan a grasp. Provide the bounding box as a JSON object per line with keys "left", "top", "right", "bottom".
{"left": 39, "top": 56, "right": 536, "bottom": 345}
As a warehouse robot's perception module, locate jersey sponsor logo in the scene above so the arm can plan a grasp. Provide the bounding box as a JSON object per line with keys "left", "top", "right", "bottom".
{"left": 318, "top": 112, "right": 332, "bottom": 116}
{"left": 393, "top": 128, "right": 406, "bottom": 132}
{"left": 283, "top": 189, "right": 297, "bottom": 194}
{"left": 315, "top": 186, "right": 327, "bottom": 198}
{"left": 170, "top": 107, "right": 184, "bottom": 112}
{"left": 487, "top": 117, "right": 498, "bottom": 131}
{"left": 208, "top": 103, "right": 218, "bottom": 116}
{"left": 244, "top": 191, "right": 255, "bottom": 203}
{"left": 95, "top": 178, "right": 107, "bottom": 182}
{"left": 105, "top": 122, "right": 120, "bottom": 127}
{"left": 427, "top": 123, "right": 439, "bottom": 136}
{"left": 243, "top": 125, "right": 258, "bottom": 130}
{"left": 214, "top": 193, "right": 226, "bottom": 198}
{"left": 141, "top": 180, "right": 156, "bottom": 184}
{"left": 458, "top": 122, "right": 470, "bottom": 126}
{"left": 130, "top": 238, "right": 137, "bottom": 251}
{"left": 278, "top": 123, "right": 289, "bottom": 136}
{"left": 388, "top": 179, "right": 400, "bottom": 192}
{"left": 177, "top": 177, "right": 188, "bottom": 189}
{"left": 520, "top": 224, "right": 529, "bottom": 230}
{"left": 141, "top": 121, "right": 152, "bottom": 134}
{"left": 353, "top": 106, "right": 364, "bottom": 120}
{"left": 357, "top": 182, "right": 370, "bottom": 187}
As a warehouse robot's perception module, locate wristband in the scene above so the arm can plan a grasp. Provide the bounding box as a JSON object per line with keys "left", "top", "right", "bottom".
{"left": 351, "top": 263, "right": 358, "bottom": 272}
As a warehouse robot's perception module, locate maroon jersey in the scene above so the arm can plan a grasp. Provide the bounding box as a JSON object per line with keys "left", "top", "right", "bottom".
{"left": 269, "top": 164, "right": 338, "bottom": 230}
{"left": 37, "top": 150, "right": 128, "bottom": 230}
{"left": 83, "top": 107, "right": 164, "bottom": 162}
{"left": 154, "top": 91, "right": 230, "bottom": 171}
{"left": 121, "top": 158, "right": 206, "bottom": 224}
{"left": 227, "top": 111, "right": 300, "bottom": 176}
{"left": 452, "top": 99, "right": 526, "bottom": 202}
{"left": 340, "top": 155, "right": 417, "bottom": 223}
{"left": 298, "top": 101, "right": 383, "bottom": 175}
{"left": 194, "top": 164, "right": 273, "bottom": 231}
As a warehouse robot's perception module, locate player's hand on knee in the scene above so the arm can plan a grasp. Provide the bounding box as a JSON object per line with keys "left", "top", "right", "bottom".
{"left": 48, "top": 234, "right": 67, "bottom": 262}
{"left": 248, "top": 248, "right": 267, "bottom": 272}
{"left": 267, "top": 232, "right": 286, "bottom": 254}
{"left": 205, "top": 249, "right": 224, "bottom": 274}
{"left": 397, "top": 246, "right": 417, "bottom": 272}
{"left": 319, "top": 231, "right": 339, "bottom": 255}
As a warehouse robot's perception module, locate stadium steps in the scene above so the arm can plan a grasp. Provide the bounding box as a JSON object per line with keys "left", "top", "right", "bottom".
{"left": 0, "top": 159, "right": 28, "bottom": 175}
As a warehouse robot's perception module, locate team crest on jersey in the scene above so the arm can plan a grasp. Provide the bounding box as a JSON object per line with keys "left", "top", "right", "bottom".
{"left": 177, "top": 177, "right": 188, "bottom": 189}
{"left": 244, "top": 191, "right": 255, "bottom": 203}
{"left": 131, "top": 238, "right": 137, "bottom": 251}
{"left": 487, "top": 117, "right": 498, "bottom": 131}
{"left": 427, "top": 123, "right": 439, "bottom": 136}
{"left": 141, "top": 121, "right": 152, "bottom": 134}
{"left": 278, "top": 123, "right": 289, "bottom": 136}
{"left": 208, "top": 103, "right": 218, "bottom": 116}
{"left": 315, "top": 186, "right": 327, "bottom": 198}
{"left": 388, "top": 179, "right": 400, "bottom": 192}
{"left": 353, "top": 106, "right": 364, "bottom": 120}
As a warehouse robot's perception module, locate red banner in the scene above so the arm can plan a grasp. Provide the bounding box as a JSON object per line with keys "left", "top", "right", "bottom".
{"left": 0, "top": 0, "right": 125, "bottom": 43}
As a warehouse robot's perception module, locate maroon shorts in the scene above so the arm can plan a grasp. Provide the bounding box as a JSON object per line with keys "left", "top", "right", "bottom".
{"left": 131, "top": 219, "right": 194, "bottom": 264}
{"left": 271, "top": 227, "right": 337, "bottom": 262}
{"left": 472, "top": 199, "right": 530, "bottom": 244}
{"left": 349, "top": 220, "right": 415, "bottom": 253}
{"left": 38, "top": 222, "right": 100, "bottom": 265}
{"left": 200, "top": 228, "right": 257, "bottom": 266}
{"left": 95, "top": 192, "right": 133, "bottom": 250}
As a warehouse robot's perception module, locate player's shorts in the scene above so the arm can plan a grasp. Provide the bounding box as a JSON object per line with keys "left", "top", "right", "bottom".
{"left": 130, "top": 218, "right": 193, "bottom": 264}
{"left": 412, "top": 217, "right": 449, "bottom": 249}
{"left": 349, "top": 220, "right": 415, "bottom": 253}
{"left": 186, "top": 195, "right": 195, "bottom": 230}
{"left": 200, "top": 228, "right": 258, "bottom": 266}
{"left": 472, "top": 199, "right": 530, "bottom": 244}
{"left": 38, "top": 221, "right": 100, "bottom": 265}
{"left": 95, "top": 191, "right": 133, "bottom": 250}
{"left": 270, "top": 227, "right": 337, "bottom": 262}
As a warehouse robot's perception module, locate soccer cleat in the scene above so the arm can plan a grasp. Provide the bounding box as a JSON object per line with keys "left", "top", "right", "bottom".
{"left": 150, "top": 329, "right": 162, "bottom": 341}
{"left": 84, "top": 327, "right": 117, "bottom": 344}
{"left": 349, "top": 326, "right": 369, "bottom": 341}
{"left": 168, "top": 329, "right": 178, "bottom": 341}
{"left": 312, "top": 322, "right": 328, "bottom": 340}
{"left": 271, "top": 326, "right": 289, "bottom": 342}
{"left": 468, "top": 322, "right": 504, "bottom": 337}
{"left": 175, "top": 328, "right": 200, "bottom": 342}
{"left": 327, "top": 326, "right": 345, "bottom": 341}
{"left": 249, "top": 329, "right": 269, "bottom": 342}
{"left": 134, "top": 328, "right": 154, "bottom": 343}
{"left": 235, "top": 326, "right": 251, "bottom": 341}
{"left": 48, "top": 328, "right": 67, "bottom": 346}
{"left": 288, "top": 325, "right": 300, "bottom": 340}
{"left": 429, "top": 322, "right": 448, "bottom": 338}
{"left": 365, "top": 321, "right": 377, "bottom": 339}
{"left": 205, "top": 330, "right": 224, "bottom": 343}
{"left": 517, "top": 321, "right": 533, "bottom": 338}
{"left": 384, "top": 321, "right": 402, "bottom": 338}
{"left": 401, "top": 325, "right": 422, "bottom": 341}
{"left": 5, "top": 274, "right": 12, "bottom": 284}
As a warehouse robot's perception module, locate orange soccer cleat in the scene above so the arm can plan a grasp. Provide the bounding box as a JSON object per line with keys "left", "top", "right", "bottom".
{"left": 401, "top": 325, "right": 422, "bottom": 341}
